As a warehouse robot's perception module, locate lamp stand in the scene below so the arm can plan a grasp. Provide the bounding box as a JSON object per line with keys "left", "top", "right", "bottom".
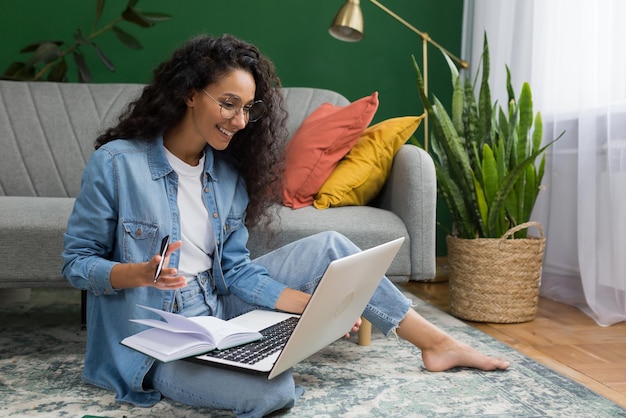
{"left": 367, "top": 0, "right": 468, "bottom": 151}
{"left": 330, "top": 0, "right": 469, "bottom": 151}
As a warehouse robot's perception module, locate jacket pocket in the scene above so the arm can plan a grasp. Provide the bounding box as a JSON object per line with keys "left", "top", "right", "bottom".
{"left": 122, "top": 220, "right": 159, "bottom": 262}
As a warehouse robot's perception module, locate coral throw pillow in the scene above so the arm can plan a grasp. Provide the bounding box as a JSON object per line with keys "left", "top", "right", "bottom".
{"left": 282, "top": 92, "right": 379, "bottom": 209}
{"left": 313, "top": 115, "right": 424, "bottom": 209}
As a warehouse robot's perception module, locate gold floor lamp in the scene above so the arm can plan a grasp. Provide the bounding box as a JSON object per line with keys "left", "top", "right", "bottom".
{"left": 328, "top": 0, "right": 469, "bottom": 151}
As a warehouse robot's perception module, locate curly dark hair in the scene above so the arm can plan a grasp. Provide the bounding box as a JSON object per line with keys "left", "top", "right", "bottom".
{"left": 95, "top": 34, "right": 288, "bottom": 230}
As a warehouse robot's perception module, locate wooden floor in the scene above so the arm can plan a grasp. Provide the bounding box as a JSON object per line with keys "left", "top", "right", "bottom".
{"left": 400, "top": 279, "right": 626, "bottom": 409}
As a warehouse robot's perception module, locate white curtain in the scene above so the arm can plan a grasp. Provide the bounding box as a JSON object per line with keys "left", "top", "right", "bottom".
{"left": 462, "top": 0, "right": 626, "bottom": 326}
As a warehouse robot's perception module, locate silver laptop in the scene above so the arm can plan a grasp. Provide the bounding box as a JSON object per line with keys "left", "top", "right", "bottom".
{"left": 189, "top": 237, "right": 405, "bottom": 379}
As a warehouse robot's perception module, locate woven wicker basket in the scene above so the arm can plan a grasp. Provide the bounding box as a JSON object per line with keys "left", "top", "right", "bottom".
{"left": 446, "top": 221, "right": 546, "bottom": 323}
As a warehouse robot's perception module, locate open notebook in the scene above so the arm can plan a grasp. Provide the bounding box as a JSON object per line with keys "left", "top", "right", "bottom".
{"left": 188, "top": 237, "right": 405, "bottom": 379}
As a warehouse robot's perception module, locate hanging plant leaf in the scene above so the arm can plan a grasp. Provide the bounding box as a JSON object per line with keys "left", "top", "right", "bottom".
{"left": 95, "top": 0, "right": 105, "bottom": 28}
{"left": 20, "top": 41, "right": 64, "bottom": 54}
{"left": 2, "top": 62, "right": 25, "bottom": 77}
{"left": 122, "top": 5, "right": 154, "bottom": 28}
{"left": 112, "top": 25, "right": 143, "bottom": 49}
{"left": 93, "top": 43, "right": 115, "bottom": 71}
{"left": 142, "top": 12, "right": 172, "bottom": 23}
{"left": 47, "top": 59, "right": 68, "bottom": 82}
{"left": 27, "top": 42, "right": 62, "bottom": 66}
{"left": 1, "top": 62, "right": 34, "bottom": 80}
{"left": 72, "top": 50, "right": 92, "bottom": 82}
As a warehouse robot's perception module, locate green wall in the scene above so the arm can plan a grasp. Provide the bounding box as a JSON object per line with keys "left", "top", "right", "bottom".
{"left": 0, "top": 0, "right": 463, "bottom": 254}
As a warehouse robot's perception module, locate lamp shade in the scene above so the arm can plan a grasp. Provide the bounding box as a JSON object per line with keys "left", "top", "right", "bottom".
{"left": 329, "top": 0, "right": 364, "bottom": 42}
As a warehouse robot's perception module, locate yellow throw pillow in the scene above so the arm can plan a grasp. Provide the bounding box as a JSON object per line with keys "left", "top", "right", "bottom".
{"left": 313, "top": 115, "right": 424, "bottom": 209}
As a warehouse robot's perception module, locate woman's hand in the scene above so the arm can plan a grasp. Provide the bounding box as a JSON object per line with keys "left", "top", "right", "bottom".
{"left": 110, "top": 240, "right": 187, "bottom": 290}
{"left": 151, "top": 240, "right": 186, "bottom": 289}
{"left": 274, "top": 288, "right": 311, "bottom": 314}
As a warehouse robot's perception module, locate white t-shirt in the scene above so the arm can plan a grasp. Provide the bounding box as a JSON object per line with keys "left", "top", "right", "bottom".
{"left": 164, "top": 147, "right": 214, "bottom": 282}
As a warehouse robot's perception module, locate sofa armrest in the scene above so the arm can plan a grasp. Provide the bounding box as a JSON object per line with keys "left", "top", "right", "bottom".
{"left": 376, "top": 144, "right": 436, "bottom": 281}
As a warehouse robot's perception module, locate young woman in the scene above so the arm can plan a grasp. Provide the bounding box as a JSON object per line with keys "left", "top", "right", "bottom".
{"left": 62, "top": 33, "right": 509, "bottom": 417}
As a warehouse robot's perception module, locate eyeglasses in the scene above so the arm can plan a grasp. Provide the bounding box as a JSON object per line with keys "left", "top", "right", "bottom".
{"left": 201, "top": 89, "right": 266, "bottom": 123}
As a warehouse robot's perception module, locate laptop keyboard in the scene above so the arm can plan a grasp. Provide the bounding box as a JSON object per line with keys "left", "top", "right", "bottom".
{"left": 207, "top": 316, "right": 299, "bottom": 365}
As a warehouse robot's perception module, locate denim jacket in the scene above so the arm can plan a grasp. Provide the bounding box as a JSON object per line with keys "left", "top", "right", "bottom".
{"left": 61, "top": 137, "right": 287, "bottom": 406}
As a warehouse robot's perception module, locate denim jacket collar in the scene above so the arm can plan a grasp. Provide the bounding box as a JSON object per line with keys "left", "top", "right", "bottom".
{"left": 147, "top": 136, "right": 220, "bottom": 183}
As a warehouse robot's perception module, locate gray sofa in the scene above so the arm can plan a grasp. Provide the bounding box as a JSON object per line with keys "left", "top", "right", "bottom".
{"left": 0, "top": 80, "right": 436, "bottom": 297}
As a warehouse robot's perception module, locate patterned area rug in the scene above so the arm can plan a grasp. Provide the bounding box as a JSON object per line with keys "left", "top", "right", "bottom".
{"left": 1, "top": 288, "right": 625, "bottom": 418}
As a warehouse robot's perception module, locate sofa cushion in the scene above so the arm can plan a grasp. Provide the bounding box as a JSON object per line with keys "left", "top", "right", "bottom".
{"left": 314, "top": 116, "right": 423, "bottom": 209}
{"left": 281, "top": 92, "right": 379, "bottom": 209}
{"left": 0, "top": 196, "right": 75, "bottom": 287}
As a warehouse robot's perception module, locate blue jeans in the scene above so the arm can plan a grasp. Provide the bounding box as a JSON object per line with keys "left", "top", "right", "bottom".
{"left": 147, "top": 231, "right": 412, "bottom": 417}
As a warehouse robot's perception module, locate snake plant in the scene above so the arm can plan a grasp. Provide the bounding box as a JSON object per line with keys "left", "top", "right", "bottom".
{"left": 413, "top": 33, "right": 561, "bottom": 239}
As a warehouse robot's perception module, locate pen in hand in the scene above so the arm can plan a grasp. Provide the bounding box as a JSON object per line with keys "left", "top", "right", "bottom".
{"left": 153, "top": 235, "right": 170, "bottom": 283}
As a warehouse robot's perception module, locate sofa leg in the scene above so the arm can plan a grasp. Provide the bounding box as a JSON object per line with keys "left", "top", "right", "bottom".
{"left": 81, "top": 290, "right": 87, "bottom": 330}
{"left": 358, "top": 317, "right": 372, "bottom": 346}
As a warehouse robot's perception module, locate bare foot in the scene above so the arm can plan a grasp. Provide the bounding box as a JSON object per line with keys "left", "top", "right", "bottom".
{"left": 420, "top": 334, "right": 510, "bottom": 372}
{"left": 396, "top": 309, "right": 510, "bottom": 372}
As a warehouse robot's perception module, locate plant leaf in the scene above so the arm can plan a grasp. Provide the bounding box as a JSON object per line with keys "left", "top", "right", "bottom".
{"left": 472, "top": 171, "right": 489, "bottom": 233}
{"left": 19, "top": 41, "right": 64, "bottom": 53}
{"left": 451, "top": 74, "right": 464, "bottom": 134}
{"left": 92, "top": 43, "right": 116, "bottom": 71}
{"left": 514, "top": 165, "right": 525, "bottom": 230}
{"left": 522, "top": 164, "right": 536, "bottom": 230}
{"left": 437, "top": 165, "right": 476, "bottom": 238}
{"left": 3, "top": 62, "right": 25, "bottom": 76}
{"left": 72, "top": 50, "right": 92, "bottom": 82}
{"left": 112, "top": 25, "right": 143, "bottom": 49}
{"left": 537, "top": 153, "right": 546, "bottom": 187}
{"left": 432, "top": 97, "right": 474, "bottom": 190}
{"left": 1, "top": 62, "right": 34, "bottom": 80}
{"left": 122, "top": 4, "right": 155, "bottom": 28}
{"left": 27, "top": 42, "right": 62, "bottom": 66}
{"left": 517, "top": 82, "right": 533, "bottom": 161}
{"left": 532, "top": 111, "right": 543, "bottom": 154}
{"left": 441, "top": 47, "right": 460, "bottom": 86}
{"left": 477, "top": 33, "right": 492, "bottom": 148}
{"left": 142, "top": 12, "right": 172, "bottom": 23}
{"left": 481, "top": 144, "right": 498, "bottom": 207}
{"left": 487, "top": 137, "right": 560, "bottom": 232}
{"left": 95, "top": 0, "right": 105, "bottom": 27}
{"left": 429, "top": 122, "right": 447, "bottom": 168}
{"left": 47, "top": 58, "right": 68, "bottom": 81}
{"left": 506, "top": 99, "right": 519, "bottom": 166}
{"left": 506, "top": 66, "right": 515, "bottom": 102}
{"left": 463, "top": 76, "right": 479, "bottom": 158}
